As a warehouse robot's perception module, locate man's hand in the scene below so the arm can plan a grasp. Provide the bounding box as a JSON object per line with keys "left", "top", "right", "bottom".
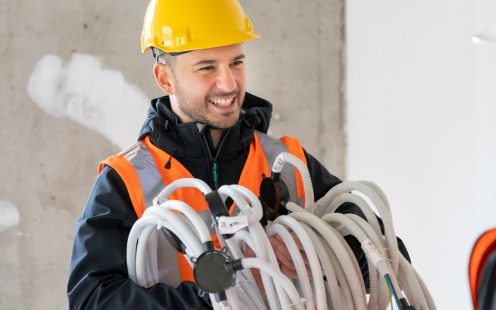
{"left": 242, "top": 233, "right": 309, "bottom": 280}
{"left": 269, "top": 234, "right": 309, "bottom": 279}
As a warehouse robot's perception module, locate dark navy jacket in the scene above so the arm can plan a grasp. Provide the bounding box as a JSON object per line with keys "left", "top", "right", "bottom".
{"left": 67, "top": 93, "right": 408, "bottom": 309}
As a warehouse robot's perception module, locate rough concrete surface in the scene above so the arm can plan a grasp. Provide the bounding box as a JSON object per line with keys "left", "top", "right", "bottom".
{"left": 0, "top": 0, "right": 345, "bottom": 308}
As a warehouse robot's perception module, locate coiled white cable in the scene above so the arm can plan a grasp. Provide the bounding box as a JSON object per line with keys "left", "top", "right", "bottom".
{"left": 266, "top": 223, "right": 315, "bottom": 310}
{"left": 322, "top": 213, "right": 389, "bottom": 309}
{"left": 127, "top": 217, "right": 162, "bottom": 285}
{"left": 240, "top": 258, "right": 305, "bottom": 310}
{"left": 224, "top": 237, "right": 266, "bottom": 310}
{"left": 298, "top": 223, "right": 345, "bottom": 310}
{"left": 290, "top": 167, "right": 413, "bottom": 309}
{"left": 126, "top": 161, "right": 437, "bottom": 309}
{"left": 152, "top": 178, "right": 212, "bottom": 206}
{"left": 315, "top": 181, "right": 400, "bottom": 275}
{"left": 398, "top": 257, "right": 427, "bottom": 309}
{"left": 273, "top": 215, "right": 327, "bottom": 309}
{"left": 217, "top": 185, "right": 283, "bottom": 310}
{"left": 136, "top": 225, "right": 157, "bottom": 287}
{"left": 346, "top": 213, "right": 391, "bottom": 310}
{"left": 412, "top": 264, "right": 437, "bottom": 309}
{"left": 289, "top": 211, "right": 367, "bottom": 310}
{"left": 323, "top": 192, "right": 383, "bottom": 243}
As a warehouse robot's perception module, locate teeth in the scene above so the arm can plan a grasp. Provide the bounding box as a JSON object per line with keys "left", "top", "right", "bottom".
{"left": 210, "top": 97, "right": 234, "bottom": 107}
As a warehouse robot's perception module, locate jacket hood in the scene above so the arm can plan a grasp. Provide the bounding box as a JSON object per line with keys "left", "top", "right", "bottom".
{"left": 137, "top": 92, "right": 273, "bottom": 158}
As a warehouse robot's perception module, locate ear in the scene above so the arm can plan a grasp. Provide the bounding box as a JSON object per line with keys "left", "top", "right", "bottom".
{"left": 153, "top": 63, "right": 175, "bottom": 95}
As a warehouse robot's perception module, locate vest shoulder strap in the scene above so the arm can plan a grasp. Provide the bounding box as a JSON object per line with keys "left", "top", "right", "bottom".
{"left": 98, "top": 142, "right": 147, "bottom": 218}
{"left": 278, "top": 135, "right": 307, "bottom": 202}
{"left": 256, "top": 132, "right": 308, "bottom": 204}
{"left": 279, "top": 136, "right": 307, "bottom": 165}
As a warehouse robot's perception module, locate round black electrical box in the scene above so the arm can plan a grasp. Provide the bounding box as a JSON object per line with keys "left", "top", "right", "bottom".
{"left": 193, "top": 251, "right": 234, "bottom": 294}
{"left": 260, "top": 176, "right": 290, "bottom": 221}
{"left": 260, "top": 177, "right": 277, "bottom": 211}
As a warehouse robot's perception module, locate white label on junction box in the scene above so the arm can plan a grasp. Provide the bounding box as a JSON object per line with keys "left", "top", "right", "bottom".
{"left": 217, "top": 216, "right": 249, "bottom": 234}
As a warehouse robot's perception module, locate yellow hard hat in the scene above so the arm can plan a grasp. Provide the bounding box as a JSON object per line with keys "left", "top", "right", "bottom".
{"left": 141, "top": 0, "right": 261, "bottom": 54}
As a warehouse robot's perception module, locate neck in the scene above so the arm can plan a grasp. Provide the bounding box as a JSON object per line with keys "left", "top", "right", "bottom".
{"left": 210, "top": 129, "right": 224, "bottom": 149}
{"left": 169, "top": 98, "right": 225, "bottom": 148}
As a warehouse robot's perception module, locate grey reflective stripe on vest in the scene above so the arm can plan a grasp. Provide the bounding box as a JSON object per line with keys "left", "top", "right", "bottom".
{"left": 121, "top": 142, "right": 164, "bottom": 208}
{"left": 121, "top": 142, "right": 215, "bottom": 232}
{"left": 256, "top": 131, "right": 302, "bottom": 206}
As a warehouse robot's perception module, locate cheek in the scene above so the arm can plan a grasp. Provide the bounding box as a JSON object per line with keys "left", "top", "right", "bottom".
{"left": 187, "top": 78, "right": 216, "bottom": 99}
{"left": 234, "top": 68, "right": 246, "bottom": 83}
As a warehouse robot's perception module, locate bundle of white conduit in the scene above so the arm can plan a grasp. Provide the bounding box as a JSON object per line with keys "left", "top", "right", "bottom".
{"left": 126, "top": 152, "right": 437, "bottom": 310}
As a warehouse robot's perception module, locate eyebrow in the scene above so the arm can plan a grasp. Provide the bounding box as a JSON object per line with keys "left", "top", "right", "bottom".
{"left": 192, "top": 54, "right": 246, "bottom": 66}
{"left": 232, "top": 54, "right": 246, "bottom": 62}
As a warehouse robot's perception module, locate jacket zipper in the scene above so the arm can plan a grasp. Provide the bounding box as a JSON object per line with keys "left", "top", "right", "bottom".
{"left": 200, "top": 129, "right": 230, "bottom": 190}
{"left": 212, "top": 161, "right": 219, "bottom": 189}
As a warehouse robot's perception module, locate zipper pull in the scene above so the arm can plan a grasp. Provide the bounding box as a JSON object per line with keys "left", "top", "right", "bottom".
{"left": 212, "top": 161, "right": 219, "bottom": 189}
{"left": 164, "top": 149, "right": 176, "bottom": 169}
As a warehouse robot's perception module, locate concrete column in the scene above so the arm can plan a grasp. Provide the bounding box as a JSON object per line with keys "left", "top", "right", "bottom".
{"left": 0, "top": 1, "right": 345, "bottom": 308}
{"left": 242, "top": 0, "right": 347, "bottom": 177}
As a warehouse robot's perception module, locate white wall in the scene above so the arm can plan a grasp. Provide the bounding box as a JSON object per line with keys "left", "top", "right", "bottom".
{"left": 347, "top": 0, "right": 496, "bottom": 309}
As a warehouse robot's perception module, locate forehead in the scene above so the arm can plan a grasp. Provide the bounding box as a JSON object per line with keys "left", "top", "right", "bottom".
{"left": 176, "top": 44, "right": 244, "bottom": 65}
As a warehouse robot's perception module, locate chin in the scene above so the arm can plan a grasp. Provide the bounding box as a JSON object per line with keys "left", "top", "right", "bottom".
{"left": 210, "top": 118, "right": 239, "bottom": 130}
{"left": 211, "top": 113, "right": 241, "bottom": 129}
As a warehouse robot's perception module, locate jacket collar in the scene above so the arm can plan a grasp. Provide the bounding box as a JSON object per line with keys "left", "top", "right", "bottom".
{"left": 138, "top": 92, "right": 273, "bottom": 159}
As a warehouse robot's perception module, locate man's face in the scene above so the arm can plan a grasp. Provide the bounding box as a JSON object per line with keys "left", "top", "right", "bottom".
{"left": 168, "top": 44, "right": 246, "bottom": 129}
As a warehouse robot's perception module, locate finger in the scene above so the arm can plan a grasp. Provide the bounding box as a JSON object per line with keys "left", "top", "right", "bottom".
{"left": 291, "top": 233, "right": 305, "bottom": 251}
{"left": 299, "top": 250, "right": 309, "bottom": 265}
{"left": 288, "top": 233, "right": 309, "bottom": 265}
{"left": 272, "top": 244, "right": 295, "bottom": 269}
{"left": 242, "top": 244, "right": 256, "bottom": 258}
{"left": 280, "top": 264, "right": 298, "bottom": 279}
{"left": 269, "top": 236, "right": 292, "bottom": 262}
{"left": 269, "top": 237, "right": 299, "bottom": 272}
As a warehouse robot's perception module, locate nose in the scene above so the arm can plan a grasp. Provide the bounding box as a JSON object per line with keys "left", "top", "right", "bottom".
{"left": 215, "top": 66, "right": 237, "bottom": 92}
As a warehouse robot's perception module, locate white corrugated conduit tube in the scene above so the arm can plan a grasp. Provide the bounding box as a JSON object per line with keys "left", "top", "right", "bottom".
{"left": 126, "top": 154, "right": 436, "bottom": 310}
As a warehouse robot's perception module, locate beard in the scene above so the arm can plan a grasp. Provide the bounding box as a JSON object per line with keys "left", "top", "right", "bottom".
{"left": 173, "top": 78, "right": 245, "bottom": 129}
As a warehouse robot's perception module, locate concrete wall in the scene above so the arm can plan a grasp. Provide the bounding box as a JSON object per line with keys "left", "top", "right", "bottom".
{"left": 0, "top": 1, "right": 345, "bottom": 309}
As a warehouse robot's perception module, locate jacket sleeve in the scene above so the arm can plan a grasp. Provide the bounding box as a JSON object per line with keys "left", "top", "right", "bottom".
{"left": 303, "top": 149, "right": 411, "bottom": 290}
{"left": 67, "top": 166, "right": 212, "bottom": 310}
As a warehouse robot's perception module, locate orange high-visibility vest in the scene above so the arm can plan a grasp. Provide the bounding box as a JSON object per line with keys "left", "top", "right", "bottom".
{"left": 98, "top": 130, "right": 307, "bottom": 287}
{"left": 469, "top": 228, "right": 496, "bottom": 309}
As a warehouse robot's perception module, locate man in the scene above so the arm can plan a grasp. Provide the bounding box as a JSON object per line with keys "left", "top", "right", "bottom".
{"left": 67, "top": 0, "right": 393, "bottom": 308}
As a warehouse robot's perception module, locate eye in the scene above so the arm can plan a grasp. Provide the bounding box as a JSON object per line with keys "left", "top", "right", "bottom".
{"left": 198, "top": 66, "right": 215, "bottom": 72}
{"left": 231, "top": 60, "right": 244, "bottom": 67}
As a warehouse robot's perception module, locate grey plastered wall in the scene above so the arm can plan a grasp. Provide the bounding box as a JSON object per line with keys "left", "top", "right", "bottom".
{"left": 0, "top": 1, "right": 345, "bottom": 309}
